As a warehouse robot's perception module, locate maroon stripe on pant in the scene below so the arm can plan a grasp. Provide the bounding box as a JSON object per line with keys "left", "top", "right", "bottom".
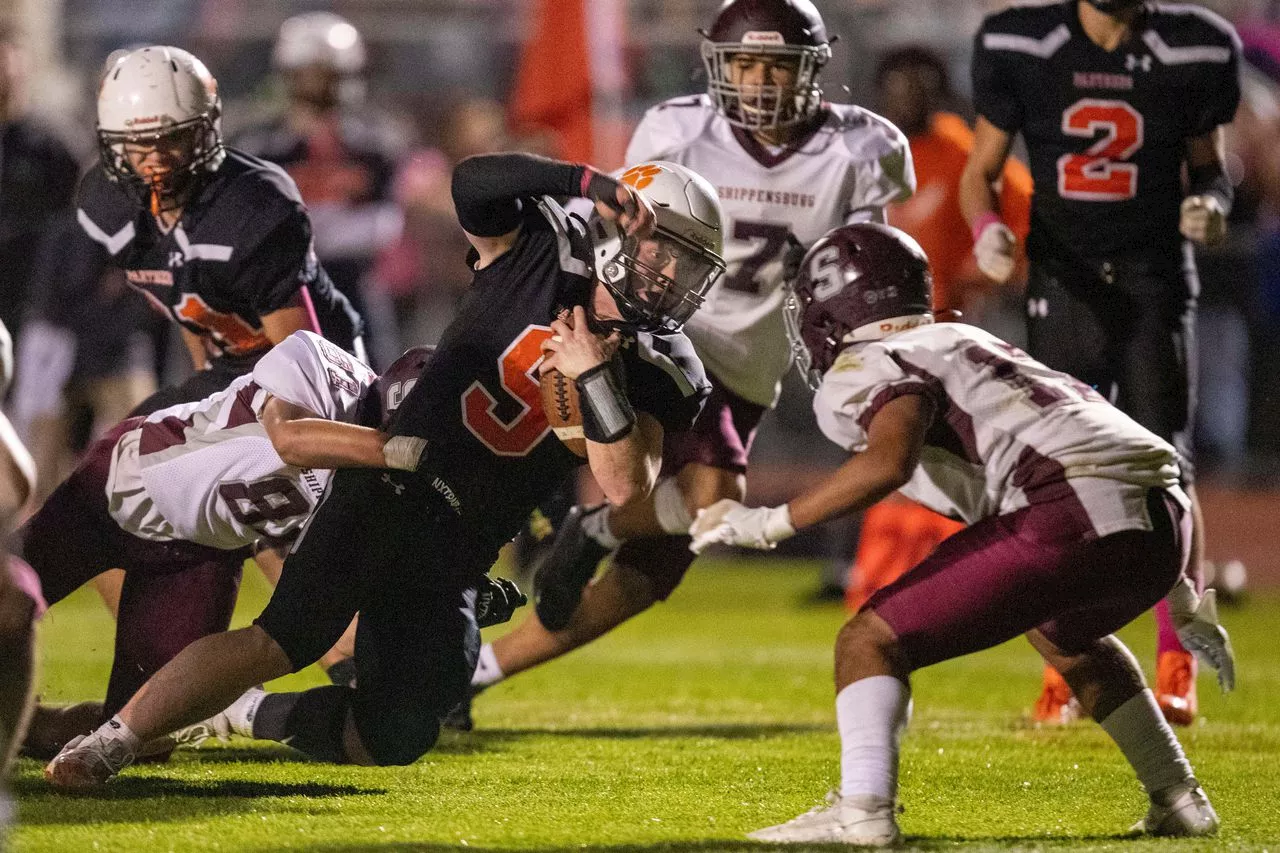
{"left": 660, "top": 378, "right": 766, "bottom": 476}
{"left": 868, "top": 486, "right": 1184, "bottom": 669}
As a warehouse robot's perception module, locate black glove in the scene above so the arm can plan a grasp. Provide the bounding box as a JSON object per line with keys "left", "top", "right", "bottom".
{"left": 781, "top": 233, "right": 806, "bottom": 284}
{"left": 475, "top": 576, "right": 528, "bottom": 628}
{"left": 582, "top": 168, "right": 638, "bottom": 219}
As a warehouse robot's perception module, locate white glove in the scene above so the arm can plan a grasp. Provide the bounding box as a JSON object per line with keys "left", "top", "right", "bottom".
{"left": 972, "top": 218, "right": 1017, "bottom": 283}
{"left": 689, "top": 499, "right": 795, "bottom": 554}
{"left": 1165, "top": 576, "right": 1235, "bottom": 692}
{"left": 1179, "top": 194, "right": 1227, "bottom": 245}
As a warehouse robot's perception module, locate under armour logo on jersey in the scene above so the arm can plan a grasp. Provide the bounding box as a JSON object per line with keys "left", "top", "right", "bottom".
{"left": 381, "top": 473, "right": 406, "bottom": 496}
{"left": 1027, "top": 298, "right": 1049, "bottom": 318}
{"left": 168, "top": 251, "right": 185, "bottom": 268}
{"left": 1125, "top": 53, "right": 1152, "bottom": 72}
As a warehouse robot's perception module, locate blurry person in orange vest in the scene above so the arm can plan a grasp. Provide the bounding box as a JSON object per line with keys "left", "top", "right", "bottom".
{"left": 843, "top": 47, "right": 1032, "bottom": 614}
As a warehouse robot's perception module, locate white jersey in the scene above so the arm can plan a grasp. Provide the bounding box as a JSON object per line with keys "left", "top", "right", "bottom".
{"left": 106, "top": 331, "right": 376, "bottom": 550}
{"left": 814, "top": 323, "right": 1186, "bottom": 538}
{"left": 627, "top": 95, "right": 914, "bottom": 406}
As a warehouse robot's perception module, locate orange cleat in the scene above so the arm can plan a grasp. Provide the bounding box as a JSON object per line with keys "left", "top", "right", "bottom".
{"left": 1156, "top": 650, "right": 1198, "bottom": 726}
{"left": 1033, "top": 664, "right": 1081, "bottom": 724}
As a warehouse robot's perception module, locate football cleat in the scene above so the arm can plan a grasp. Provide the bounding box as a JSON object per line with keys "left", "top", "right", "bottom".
{"left": 748, "top": 792, "right": 901, "bottom": 846}
{"left": 1156, "top": 650, "right": 1197, "bottom": 727}
{"left": 1131, "top": 780, "right": 1219, "bottom": 837}
{"left": 533, "top": 504, "right": 612, "bottom": 632}
{"left": 44, "top": 728, "right": 137, "bottom": 789}
{"left": 1033, "top": 665, "right": 1082, "bottom": 725}
{"left": 441, "top": 697, "right": 474, "bottom": 732}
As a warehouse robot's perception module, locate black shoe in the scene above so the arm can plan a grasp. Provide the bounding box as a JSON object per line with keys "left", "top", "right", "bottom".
{"left": 533, "top": 504, "right": 612, "bottom": 631}
{"left": 441, "top": 696, "right": 474, "bottom": 732}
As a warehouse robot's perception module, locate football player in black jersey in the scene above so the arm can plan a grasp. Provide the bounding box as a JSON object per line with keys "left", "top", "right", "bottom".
{"left": 45, "top": 154, "right": 723, "bottom": 782}
{"left": 959, "top": 0, "right": 1240, "bottom": 727}
{"left": 62, "top": 46, "right": 365, "bottom": 729}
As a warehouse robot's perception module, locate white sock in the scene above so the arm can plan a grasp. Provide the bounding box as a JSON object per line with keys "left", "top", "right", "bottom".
{"left": 836, "top": 675, "right": 912, "bottom": 801}
{"left": 581, "top": 506, "right": 621, "bottom": 549}
{"left": 471, "top": 643, "right": 505, "bottom": 689}
{"left": 100, "top": 715, "right": 142, "bottom": 754}
{"left": 1100, "top": 689, "right": 1194, "bottom": 797}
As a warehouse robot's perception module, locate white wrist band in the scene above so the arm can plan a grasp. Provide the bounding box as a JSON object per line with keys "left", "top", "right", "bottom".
{"left": 383, "top": 436, "right": 427, "bottom": 472}
{"left": 765, "top": 505, "right": 796, "bottom": 543}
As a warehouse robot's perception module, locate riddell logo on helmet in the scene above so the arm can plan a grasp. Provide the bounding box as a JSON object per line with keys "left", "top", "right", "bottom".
{"left": 124, "top": 115, "right": 166, "bottom": 127}
{"left": 621, "top": 164, "right": 663, "bottom": 190}
{"left": 742, "top": 31, "right": 785, "bottom": 45}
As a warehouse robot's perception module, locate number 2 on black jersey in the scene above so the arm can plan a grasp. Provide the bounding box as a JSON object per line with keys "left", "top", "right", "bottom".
{"left": 1056, "top": 99, "right": 1144, "bottom": 202}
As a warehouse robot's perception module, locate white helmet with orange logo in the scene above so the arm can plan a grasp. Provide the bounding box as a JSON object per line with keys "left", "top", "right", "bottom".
{"left": 590, "top": 161, "right": 726, "bottom": 331}
{"left": 97, "top": 46, "right": 224, "bottom": 209}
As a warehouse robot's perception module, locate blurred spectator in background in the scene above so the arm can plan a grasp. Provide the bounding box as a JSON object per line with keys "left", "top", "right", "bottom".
{"left": 0, "top": 29, "right": 80, "bottom": 344}
{"left": 371, "top": 98, "right": 513, "bottom": 351}
{"left": 877, "top": 45, "right": 1033, "bottom": 320}
{"left": 842, "top": 46, "right": 1034, "bottom": 613}
{"left": 233, "top": 12, "right": 405, "bottom": 367}
{"left": 9, "top": 213, "right": 157, "bottom": 505}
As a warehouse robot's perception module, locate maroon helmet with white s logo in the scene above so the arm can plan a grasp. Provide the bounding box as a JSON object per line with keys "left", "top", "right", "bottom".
{"left": 785, "top": 223, "right": 933, "bottom": 390}
{"left": 372, "top": 345, "right": 435, "bottom": 428}
{"left": 701, "top": 0, "right": 831, "bottom": 132}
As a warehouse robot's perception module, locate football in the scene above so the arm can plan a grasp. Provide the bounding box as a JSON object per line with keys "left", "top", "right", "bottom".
{"left": 540, "top": 367, "right": 588, "bottom": 457}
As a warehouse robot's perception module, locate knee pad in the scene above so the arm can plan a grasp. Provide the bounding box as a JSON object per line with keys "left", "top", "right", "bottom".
{"left": 354, "top": 702, "right": 441, "bottom": 766}
{"left": 652, "top": 477, "right": 693, "bottom": 535}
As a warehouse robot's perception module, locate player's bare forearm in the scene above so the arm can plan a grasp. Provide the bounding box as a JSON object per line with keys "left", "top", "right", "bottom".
{"left": 959, "top": 117, "right": 1014, "bottom": 226}
{"left": 181, "top": 326, "right": 210, "bottom": 370}
{"left": 586, "top": 413, "right": 663, "bottom": 507}
{"left": 261, "top": 396, "right": 420, "bottom": 471}
{"left": 262, "top": 300, "right": 320, "bottom": 342}
{"left": 787, "top": 395, "right": 928, "bottom": 530}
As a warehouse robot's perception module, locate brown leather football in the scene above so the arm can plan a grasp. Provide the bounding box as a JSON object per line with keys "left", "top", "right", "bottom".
{"left": 540, "top": 367, "right": 588, "bottom": 457}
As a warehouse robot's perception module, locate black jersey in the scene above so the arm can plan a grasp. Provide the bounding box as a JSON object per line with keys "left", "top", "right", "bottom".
{"left": 389, "top": 197, "right": 710, "bottom": 558}
{"left": 973, "top": 1, "right": 1240, "bottom": 261}
{"left": 0, "top": 119, "right": 80, "bottom": 335}
{"left": 75, "top": 147, "right": 364, "bottom": 362}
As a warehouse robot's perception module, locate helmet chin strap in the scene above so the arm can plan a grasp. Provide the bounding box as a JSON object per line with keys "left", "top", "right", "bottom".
{"left": 843, "top": 313, "right": 934, "bottom": 344}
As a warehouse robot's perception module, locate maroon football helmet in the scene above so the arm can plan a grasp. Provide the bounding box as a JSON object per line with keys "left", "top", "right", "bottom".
{"left": 785, "top": 223, "right": 933, "bottom": 389}
{"left": 372, "top": 345, "right": 434, "bottom": 428}
{"left": 701, "top": 0, "right": 831, "bottom": 131}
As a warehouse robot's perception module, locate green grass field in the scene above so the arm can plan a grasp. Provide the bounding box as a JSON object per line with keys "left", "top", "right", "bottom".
{"left": 10, "top": 559, "right": 1280, "bottom": 852}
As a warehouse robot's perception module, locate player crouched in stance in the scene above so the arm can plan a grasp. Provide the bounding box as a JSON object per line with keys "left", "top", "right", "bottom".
{"left": 44, "top": 154, "right": 721, "bottom": 785}
{"left": 691, "top": 223, "right": 1234, "bottom": 845}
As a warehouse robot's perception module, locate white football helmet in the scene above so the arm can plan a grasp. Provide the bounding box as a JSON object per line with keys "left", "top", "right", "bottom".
{"left": 591, "top": 161, "right": 725, "bottom": 331}
{"left": 273, "top": 12, "right": 366, "bottom": 75}
{"left": 97, "top": 46, "right": 224, "bottom": 209}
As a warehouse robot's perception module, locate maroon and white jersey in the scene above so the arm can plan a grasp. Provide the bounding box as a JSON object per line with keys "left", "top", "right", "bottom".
{"left": 814, "top": 323, "right": 1185, "bottom": 537}
{"left": 106, "top": 331, "right": 375, "bottom": 549}
{"left": 626, "top": 96, "right": 914, "bottom": 407}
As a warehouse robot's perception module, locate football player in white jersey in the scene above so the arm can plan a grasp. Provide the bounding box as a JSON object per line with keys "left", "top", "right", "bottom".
{"left": 690, "top": 223, "right": 1234, "bottom": 845}
{"left": 14, "top": 331, "right": 428, "bottom": 756}
{"left": 465, "top": 0, "right": 914, "bottom": 714}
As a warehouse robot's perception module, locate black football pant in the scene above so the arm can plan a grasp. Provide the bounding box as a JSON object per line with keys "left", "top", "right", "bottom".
{"left": 256, "top": 464, "right": 482, "bottom": 765}
{"left": 1026, "top": 248, "right": 1198, "bottom": 481}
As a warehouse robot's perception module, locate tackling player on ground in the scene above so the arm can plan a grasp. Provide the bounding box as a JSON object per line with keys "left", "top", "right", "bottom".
{"left": 959, "top": 0, "right": 1241, "bottom": 724}
{"left": 58, "top": 45, "right": 368, "bottom": 729}
{"left": 691, "top": 223, "right": 1234, "bottom": 845}
{"left": 44, "top": 153, "right": 721, "bottom": 783}
{"left": 464, "top": 0, "right": 914, "bottom": 717}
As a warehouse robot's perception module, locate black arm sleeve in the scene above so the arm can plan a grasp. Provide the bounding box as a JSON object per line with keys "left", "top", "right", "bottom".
{"left": 451, "top": 153, "right": 586, "bottom": 237}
